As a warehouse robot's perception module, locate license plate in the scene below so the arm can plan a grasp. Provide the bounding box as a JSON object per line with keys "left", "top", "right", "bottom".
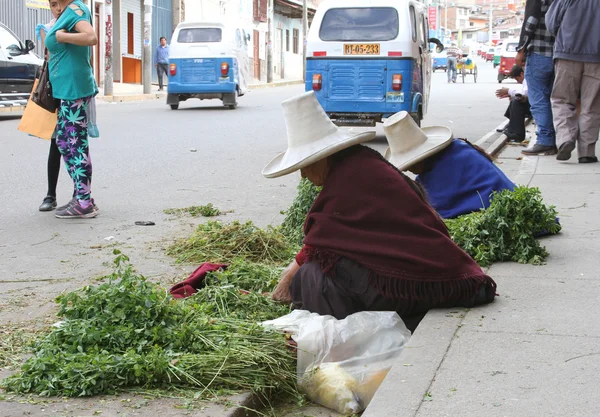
{"left": 218, "top": 77, "right": 229, "bottom": 83}
{"left": 386, "top": 92, "right": 404, "bottom": 103}
{"left": 344, "top": 44, "right": 380, "bottom": 55}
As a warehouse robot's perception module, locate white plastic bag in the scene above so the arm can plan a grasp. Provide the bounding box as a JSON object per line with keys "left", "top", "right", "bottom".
{"left": 262, "top": 310, "right": 411, "bottom": 414}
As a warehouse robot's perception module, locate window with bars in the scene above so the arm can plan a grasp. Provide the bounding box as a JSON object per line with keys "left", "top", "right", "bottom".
{"left": 293, "top": 28, "right": 299, "bottom": 54}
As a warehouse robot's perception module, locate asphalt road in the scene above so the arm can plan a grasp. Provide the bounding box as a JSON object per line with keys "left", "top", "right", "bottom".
{"left": 0, "top": 58, "right": 512, "bottom": 312}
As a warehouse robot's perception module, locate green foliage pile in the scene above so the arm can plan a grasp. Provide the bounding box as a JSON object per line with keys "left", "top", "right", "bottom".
{"left": 1, "top": 252, "right": 295, "bottom": 398}
{"left": 280, "top": 178, "right": 321, "bottom": 246}
{"left": 166, "top": 220, "right": 298, "bottom": 265}
{"left": 164, "top": 203, "right": 222, "bottom": 217}
{"left": 445, "top": 186, "right": 560, "bottom": 266}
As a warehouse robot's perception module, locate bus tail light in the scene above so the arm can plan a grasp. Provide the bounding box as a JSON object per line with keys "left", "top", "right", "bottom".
{"left": 221, "top": 62, "right": 229, "bottom": 76}
{"left": 312, "top": 74, "right": 322, "bottom": 91}
{"left": 392, "top": 74, "right": 402, "bottom": 91}
{"left": 169, "top": 63, "right": 177, "bottom": 76}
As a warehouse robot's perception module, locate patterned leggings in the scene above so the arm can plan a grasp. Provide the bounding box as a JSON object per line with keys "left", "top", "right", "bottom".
{"left": 55, "top": 97, "right": 93, "bottom": 202}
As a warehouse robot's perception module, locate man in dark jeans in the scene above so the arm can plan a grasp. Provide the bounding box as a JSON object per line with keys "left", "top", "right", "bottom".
{"left": 496, "top": 65, "right": 532, "bottom": 142}
{"left": 154, "top": 36, "right": 169, "bottom": 91}
{"left": 515, "top": 0, "right": 556, "bottom": 155}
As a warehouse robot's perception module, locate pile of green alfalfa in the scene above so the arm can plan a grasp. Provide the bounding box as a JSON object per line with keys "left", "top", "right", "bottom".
{"left": 277, "top": 180, "right": 560, "bottom": 267}
{"left": 1, "top": 252, "right": 296, "bottom": 398}
{"left": 445, "top": 186, "right": 560, "bottom": 266}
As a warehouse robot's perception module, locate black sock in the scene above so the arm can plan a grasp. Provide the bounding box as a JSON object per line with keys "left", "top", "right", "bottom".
{"left": 47, "top": 139, "right": 61, "bottom": 198}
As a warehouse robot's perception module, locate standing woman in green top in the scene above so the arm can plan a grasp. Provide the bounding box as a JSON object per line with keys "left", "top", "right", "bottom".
{"left": 45, "top": 0, "right": 99, "bottom": 218}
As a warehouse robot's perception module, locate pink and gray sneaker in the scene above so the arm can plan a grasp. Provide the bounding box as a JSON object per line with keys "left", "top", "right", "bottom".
{"left": 55, "top": 199, "right": 99, "bottom": 219}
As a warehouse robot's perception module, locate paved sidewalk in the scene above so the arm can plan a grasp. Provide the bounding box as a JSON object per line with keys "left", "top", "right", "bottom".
{"left": 96, "top": 79, "right": 303, "bottom": 102}
{"left": 365, "top": 126, "right": 600, "bottom": 417}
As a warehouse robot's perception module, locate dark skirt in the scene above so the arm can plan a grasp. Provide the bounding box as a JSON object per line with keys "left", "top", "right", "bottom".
{"left": 289, "top": 258, "right": 495, "bottom": 321}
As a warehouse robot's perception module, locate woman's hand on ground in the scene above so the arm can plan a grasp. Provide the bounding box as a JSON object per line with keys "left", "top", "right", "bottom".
{"left": 271, "top": 261, "right": 299, "bottom": 303}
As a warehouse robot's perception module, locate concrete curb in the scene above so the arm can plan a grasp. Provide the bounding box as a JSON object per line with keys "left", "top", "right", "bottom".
{"left": 476, "top": 119, "right": 534, "bottom": 157}
{"left": 96, "top": 80, "right": 304, "bottom": 103}
{"left": 363, "top": 310, "right": 468, "bottom": 417}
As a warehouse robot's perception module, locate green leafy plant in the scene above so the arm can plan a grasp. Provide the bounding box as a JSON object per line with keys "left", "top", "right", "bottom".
{"left": 164, "top": 204, "right": 222, "bottom": 217}
{"left": 445, "top": 186, "right": 561, "bottom": 266}
{"left": 1, "top": 251, "right": 296, "bottom": 398}
{"left": 280, "top": 179, "right": 321, "bottom": 246}
{"left": 167, "top": 220, "right": 298, "bottom": 265}
{"left": 205, "top": 258, "right": 284, "bottom": 294}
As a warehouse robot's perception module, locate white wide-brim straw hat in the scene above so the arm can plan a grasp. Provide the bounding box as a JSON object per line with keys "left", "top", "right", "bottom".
{"left": 262, "top": 91, "right": 376, "bottom": 179}
{"left": 383, "top": 111, "right": 453, "bottom": 171}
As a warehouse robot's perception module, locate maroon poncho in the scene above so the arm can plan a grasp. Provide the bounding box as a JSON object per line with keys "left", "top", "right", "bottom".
{"left": 298, "top": 145, "right": 496, "bottom": 303}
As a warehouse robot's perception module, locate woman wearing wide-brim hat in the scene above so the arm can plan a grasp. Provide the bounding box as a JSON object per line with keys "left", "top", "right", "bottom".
{"left": 263, "top": 92, "right": 497, "bottom": 322}
{"left": 384, "top": 111, "right": 516, "bottom": 219}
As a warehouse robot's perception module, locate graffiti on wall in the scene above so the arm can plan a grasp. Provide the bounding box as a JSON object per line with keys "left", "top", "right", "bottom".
{"left": 105, "top": 0, "right": 113, "bottom": 72}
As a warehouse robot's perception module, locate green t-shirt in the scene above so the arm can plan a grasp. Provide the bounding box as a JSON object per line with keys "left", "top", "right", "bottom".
{"left": 46, "top": 1, "right": 98, "bottom": 100}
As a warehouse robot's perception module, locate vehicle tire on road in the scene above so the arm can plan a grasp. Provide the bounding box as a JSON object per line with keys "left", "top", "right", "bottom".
{"left": 170, "top": 104, "right": 179, "bottom": 110}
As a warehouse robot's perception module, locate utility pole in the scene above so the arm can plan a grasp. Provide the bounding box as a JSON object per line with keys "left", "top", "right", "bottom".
{"left": 444, "top": 0, "right": 448, "bottom": 43}
{"left": 488, "top": 0, "right": 493, "bottom": 46}
{"left": 172, "top": 0, "right": 181, "bottom": 30}
{"left": 302, "top": 0, "right": 307, "bottom": 82}
{"left": 266, "top": 0, "right": 273, "bottom": 84}
{"left": 143, "top": 0, "right": 152, "bottom": 94}
{"left": 104, "top": 0, "right": 113, "bottom": 96}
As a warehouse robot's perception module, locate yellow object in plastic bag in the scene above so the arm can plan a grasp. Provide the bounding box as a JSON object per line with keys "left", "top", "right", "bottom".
{"left": 301, "top": 363, "right": 362, "bottom": 414}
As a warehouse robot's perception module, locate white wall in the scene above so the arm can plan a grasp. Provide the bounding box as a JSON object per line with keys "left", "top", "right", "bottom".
{"left": 121, "top": 0, "right": 142, "bottom": 57}
{"left": 273, "top": 13, "right": 303, "bottom": 80}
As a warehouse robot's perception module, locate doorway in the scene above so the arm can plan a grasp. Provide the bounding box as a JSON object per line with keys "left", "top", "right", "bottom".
{"left": 253, "top": 30, "right": 260, "bottom": 80}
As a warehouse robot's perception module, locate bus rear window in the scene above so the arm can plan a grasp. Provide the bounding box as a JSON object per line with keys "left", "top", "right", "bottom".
{"left": 178, "top": 28, "right": 222, "bottom": 43}
{"left": 319, "top": 7, "right": 399, "bottom": 42}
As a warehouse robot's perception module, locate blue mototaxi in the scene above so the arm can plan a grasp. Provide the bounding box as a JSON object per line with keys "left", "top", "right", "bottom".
{"left": 432, "top": 52, "right": 448, "bottom": 72}
{"left": 305, "top": 0, "right": 443, "bottom": 127}
{"left": 166, "top": 21, "right": 251, "bottom": 110}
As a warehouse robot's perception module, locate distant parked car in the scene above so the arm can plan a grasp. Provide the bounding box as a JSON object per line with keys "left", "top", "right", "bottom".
{"left": 0, "top": 22, "right": 43, "bottom": 107}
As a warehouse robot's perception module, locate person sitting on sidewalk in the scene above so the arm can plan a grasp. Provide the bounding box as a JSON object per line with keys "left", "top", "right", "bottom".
{"left": 446, "top": 42, "right": 462, "bottom": 83}
{"left": 547, "top": 0, "right": 600, "bottom": 163}
{"left": 384, "top": 112, "right": 515, "bottom": 219}
{"left": 495, "top": 65, "right": 532, "bottom": 143}
{"left": 264, "top": 92, "right": 496, "bottom": 321}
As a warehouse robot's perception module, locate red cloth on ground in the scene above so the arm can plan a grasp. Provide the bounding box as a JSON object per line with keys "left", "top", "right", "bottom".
{"left": 169, "top": 263, "right": 227, "bottom": 299}
{"left": 300, "top": 145, "right": 496, "bottom": 302}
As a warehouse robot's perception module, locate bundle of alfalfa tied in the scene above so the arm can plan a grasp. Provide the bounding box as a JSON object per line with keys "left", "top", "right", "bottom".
{"left": 263, "top": 310, "right": 411, "bottom": 414}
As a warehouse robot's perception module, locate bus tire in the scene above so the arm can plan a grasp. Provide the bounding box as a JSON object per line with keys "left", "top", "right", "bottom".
{"left": 170, "top": 104, "right": 179, "bottom": 110}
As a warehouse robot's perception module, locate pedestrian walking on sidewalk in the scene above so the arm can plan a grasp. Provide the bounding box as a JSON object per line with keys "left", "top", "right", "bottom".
{"left": 496, "top": 65, "right": 532, "bottom": 143}
{"left": 266, "top": 92, "right": 496, "bottom": 321}
{"left": 155, "top": 37, "right": 169, "bottom": 91}
{"left": 516, "top": 0, "right": 557, "bottom": 156}
{"left": 446, "top": 43, "right": 462, "bottom": 83}
{"left": 547, "top": 0, "right": 600, "bottom": 163}
{"left": 45, "top": 0, "right": 99, "bottom": 218}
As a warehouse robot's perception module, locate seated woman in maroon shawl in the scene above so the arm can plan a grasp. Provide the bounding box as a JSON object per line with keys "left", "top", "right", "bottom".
{"left": 262, "top": 92, "right": 497, "bottom": 322}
